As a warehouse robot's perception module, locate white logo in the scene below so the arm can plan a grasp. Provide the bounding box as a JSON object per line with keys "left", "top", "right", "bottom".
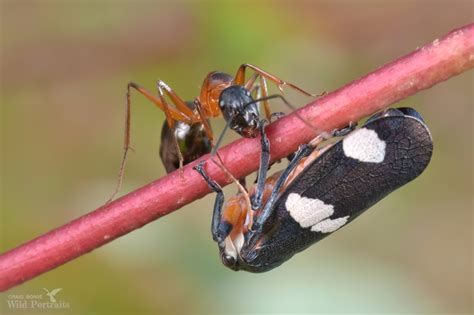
{"left": 5, "top": 288, "right": 70, "bottom": 310}
{"left": 43, "top": 288, "right": 63, "bottom": 303}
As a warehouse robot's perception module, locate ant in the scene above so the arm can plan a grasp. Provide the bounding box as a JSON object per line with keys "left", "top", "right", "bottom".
{"left": 109, "top": 64, "right": 318, "bottom": 201}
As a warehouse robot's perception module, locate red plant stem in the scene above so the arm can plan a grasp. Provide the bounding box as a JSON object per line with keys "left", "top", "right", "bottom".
{"left": 1, "top": 24, "right": 473, "bottom": 291}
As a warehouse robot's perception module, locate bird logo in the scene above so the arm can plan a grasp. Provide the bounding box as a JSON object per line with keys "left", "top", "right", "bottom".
{"left": 43, "top": 288, "right": 62, "bottom": 303}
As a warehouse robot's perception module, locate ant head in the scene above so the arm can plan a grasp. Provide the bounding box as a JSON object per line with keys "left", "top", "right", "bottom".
{"left": 219, "top": 85, "right": 260, "bottom": 138}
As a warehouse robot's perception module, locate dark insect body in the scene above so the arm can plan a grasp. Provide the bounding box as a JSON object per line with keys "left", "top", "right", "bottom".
{"left": 159, "top": 102, "right": 212, "bottom": 173}
{"left": 195, "top": 107, "right": 433, "bottom": 272}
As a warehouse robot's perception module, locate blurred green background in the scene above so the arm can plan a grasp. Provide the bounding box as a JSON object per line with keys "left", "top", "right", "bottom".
{"left": 1, "top": 1, "right": 472, "bottom": 314}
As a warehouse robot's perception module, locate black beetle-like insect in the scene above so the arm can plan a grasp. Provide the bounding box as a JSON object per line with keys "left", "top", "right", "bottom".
{"left": 195, "top": 107, "right": 433, "bottom": 272}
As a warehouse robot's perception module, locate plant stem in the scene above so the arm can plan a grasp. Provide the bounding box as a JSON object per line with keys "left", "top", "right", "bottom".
{"left": 1, "top": 23, "right": 473, "bottom": 292}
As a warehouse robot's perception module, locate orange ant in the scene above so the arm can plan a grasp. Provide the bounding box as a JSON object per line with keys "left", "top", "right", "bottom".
{"left": 109, "top": 64, "right": 317, "bottom": 201}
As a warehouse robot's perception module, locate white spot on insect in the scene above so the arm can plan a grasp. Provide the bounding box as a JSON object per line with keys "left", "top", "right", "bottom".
{"left": 233, "top": 233, "right": 245, "bottom": 252}
{"left": 311, "top": 216, "right": 349, "bottom": 233}
{"left": 286, "top": 194, "right": 333, "bottom": 228}
{"left": 219, "top": 100, "right": 225, "bottom": 107}
{"left": 342, "top": 128, "right": 386, "bottom": 163}
{"left": 103, "top": 234, "right": 111, "bottom": 240}
{"left": 285, "top": 193, "right": 349, "bottom": 233}
{"left": 223, "top": 237, "right": 238, "bottom": 261}
{"left": 175, "top": 123, "right": 191, "bottom": 139}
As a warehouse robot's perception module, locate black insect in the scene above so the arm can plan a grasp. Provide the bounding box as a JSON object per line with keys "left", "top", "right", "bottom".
{"left": 194, "top": 107, "right": 433, "bottom": 272}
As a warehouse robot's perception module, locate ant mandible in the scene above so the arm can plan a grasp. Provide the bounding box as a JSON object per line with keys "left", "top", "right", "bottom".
{"left": 110, "top": 64, "right": 317, "bottom": 201}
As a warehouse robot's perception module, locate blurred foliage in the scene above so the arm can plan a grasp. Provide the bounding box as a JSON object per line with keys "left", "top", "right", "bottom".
{"left": 1, "top": 1, "right": 472, "bottom": 314}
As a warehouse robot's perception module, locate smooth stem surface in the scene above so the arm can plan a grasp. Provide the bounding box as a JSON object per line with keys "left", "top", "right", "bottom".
{"left": 1, "top": 23, "right": 473, "bottom": 292}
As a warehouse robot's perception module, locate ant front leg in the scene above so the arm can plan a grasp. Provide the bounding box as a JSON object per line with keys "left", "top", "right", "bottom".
{"left": 256, "top": 76, "right": 274, "bottom": 121}
{"left": 251, "top": 120, "right": 271, "bottom": 211}
{"left": 249, "top": 144, "right": 313, "bottom": 239}
{"left": 246, "top": 78, "right": 284, "bottom": 122}
{"left": 246, "top": 75, "right": 272, "bottom": 121}
{"left": 332, "top": 121, "right": 358, "bottom": 137}
{"left": 193, "top": 161, "right": 230, "bottom": 244}
{"left": 252, "top": 134, "right": 329, "bottom": 234}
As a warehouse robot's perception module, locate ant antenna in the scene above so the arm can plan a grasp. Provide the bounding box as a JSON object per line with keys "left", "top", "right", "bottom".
{"left": 211, "top": 117, "right": 232, "bottom": 157}
{"left": 244, "top": 94, "right": 321, "bottom": 134}
{"left": 208, "top": 119, "right": 251, "bottom": 212}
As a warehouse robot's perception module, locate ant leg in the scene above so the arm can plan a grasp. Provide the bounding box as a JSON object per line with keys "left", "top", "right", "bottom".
{"left": 247, "top": 78, "right": 284, "bottom": 123}
{"left": 194, "top": 99, "right": 215, "bottom": 146}
{"left": 156, "top": 83, "right": 186, "bottom": 170}
{"left": 251, "top": 120, "right": 271, "bottom": 210}
{"left": 249, "top": 144, "right": 313, "bottom": 238}
{"left": 242, "top": 74, "right": 272, "bottom": 121}
{"left": 107, "top": 82, "right": 194, "bottom": 202}
{"left": 106, "top": 87, "right": 134, "bottom": 203}
{"left": 245, "top": 74, "right": 291, "bottom": 125}
{"left": 202, "top": 112, "right": 251, "bottom": 212}
{"left": 156, "top": 81, "right": 195, "bottom": 119}
{"left": 206, "top": 120, "right": 252, "bottom": 212}
{"left": 155, "top": 80, "right": 214, "bottom": 171}
{"left": 193, "top": 161, "right": 229, "bottom": 243}
{"left": 332, "top": 121, "right": 357, "bottom": 137}
{"left": 244, "top": 73, "right": 259, "bottom": 91}
{"left": 247, "top": 94, "right": 320, "bottom": 134}
{"left": 209, "top": 152, "right": 252, "bottom": 216}
{"left": 258, "top": 76, "right": 272, "bottom": 120}
{"left": 156, "top": 80, "right": 212, "bottom": 172}
{"left": 270, "top": 112, "right": 285, "bottom": 122}
{"left": 234, "top": 63, "right": 320, "bottom": 97}
{"left": 254, "top": 76, "right": 299, "bottom": 123}
{"left": 128, "top": 82, "right": 193, "bottom": 122}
